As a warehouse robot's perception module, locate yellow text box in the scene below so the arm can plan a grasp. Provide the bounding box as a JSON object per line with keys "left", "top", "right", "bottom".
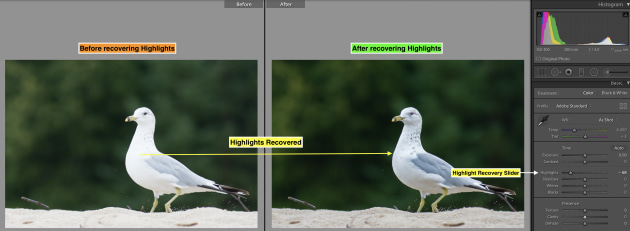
{"left": 451, "top": 168, "right": 521, "bottom": 178}
{"left": 78, "top": 43, "right": 176, "bottom": 54}
{"left": 229, "top": 136, "right": 303, "bottom": 148}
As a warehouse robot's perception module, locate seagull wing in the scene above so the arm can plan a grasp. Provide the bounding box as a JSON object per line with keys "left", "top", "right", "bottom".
{"left": 410, "top": 152, "right": 481, "bottom": 188}
{"left": 144, "top": 154, "right": 209, "bottom": 188}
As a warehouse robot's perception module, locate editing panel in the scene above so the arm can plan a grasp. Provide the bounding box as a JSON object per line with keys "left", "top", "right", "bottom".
{"left": 532, "top": 1, "right": 630, "bottom": 231}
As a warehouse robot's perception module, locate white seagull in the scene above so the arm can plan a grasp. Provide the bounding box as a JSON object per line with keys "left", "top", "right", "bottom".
{"left": 125, "top": 107, "right": 249, "bottom": 213}
{"left": 392, "top": 107, "right": 516, "bottom": 213}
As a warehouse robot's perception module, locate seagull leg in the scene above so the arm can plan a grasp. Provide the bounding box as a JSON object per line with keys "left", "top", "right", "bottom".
{"left": 164, "top": 187, "right": 182, "bottom": 213}
{"left": 150, "top": 192, "right": 159, "bottom": 213}
{"left": 431, "top": 187, "right": 448, "bottom": 213}
{"left": 417, "top": 191, "right": 426, "bottom": 213}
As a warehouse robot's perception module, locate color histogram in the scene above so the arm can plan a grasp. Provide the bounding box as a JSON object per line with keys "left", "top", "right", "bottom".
{"left": 537, "top": 11, "right": 629, "bottom": 45}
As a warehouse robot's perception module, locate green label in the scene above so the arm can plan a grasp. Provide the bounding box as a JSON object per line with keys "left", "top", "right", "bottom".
{"left": 350, "top": 43, "right": 443, "bottom": 54}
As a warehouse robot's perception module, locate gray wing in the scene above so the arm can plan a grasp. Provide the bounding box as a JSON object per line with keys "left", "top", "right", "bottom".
{"left": 410, "top": 152, "right": 478, "bottom": 187}
{"left": 145, "top": 154, "right": 209, "bottom": 187}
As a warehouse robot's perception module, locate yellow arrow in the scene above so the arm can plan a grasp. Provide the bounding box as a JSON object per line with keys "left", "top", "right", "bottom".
{"left": 140, "top": 152, "right": 392, "bottom": 156}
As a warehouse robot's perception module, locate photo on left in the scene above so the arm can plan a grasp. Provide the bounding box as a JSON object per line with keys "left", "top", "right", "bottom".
{"left": 5, "top": 60, "right": 258, "bottom": 228}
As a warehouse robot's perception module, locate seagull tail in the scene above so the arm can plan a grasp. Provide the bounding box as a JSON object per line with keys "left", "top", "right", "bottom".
{"left": 217, "top": 184, "right": 250, "bottom": 196}
{"left": 484, "top": 184, "right": 516, "bottom": 196}
{"left": 198, "top": 184, "right": 250, "bottom": 195}
{"left": 465, "top": 183, "right": 515, "bottom": 195}
{"left": 466, "top": 183, "right": 517, "bottom": 212}
{"left": 198, "top": 184, "right": 251, "bottom": 212}
{"left": 217, "top": 184, "right": 250, "bottom": 212}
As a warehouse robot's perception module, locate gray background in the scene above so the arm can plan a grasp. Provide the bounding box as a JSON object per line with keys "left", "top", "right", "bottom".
{"left": 1, "top": 0, "right": 531, "bottom": 230}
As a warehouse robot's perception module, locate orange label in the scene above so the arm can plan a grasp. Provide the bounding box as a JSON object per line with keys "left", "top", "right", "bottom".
{"left": 78, "top": 43, "right": 176, "bottom": 54}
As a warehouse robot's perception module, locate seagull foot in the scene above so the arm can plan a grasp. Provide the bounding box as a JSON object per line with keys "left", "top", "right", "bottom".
{"left": 164, "top": 187, "right": 181, "bottom": 213}
{"left": 431, "top": 204, "right": 440, "bottom": 213}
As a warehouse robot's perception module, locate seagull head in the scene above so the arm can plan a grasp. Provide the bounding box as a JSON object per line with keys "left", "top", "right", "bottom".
{"left": 392, "top": 107, "right": 422, "bottom": 126}
{"left": 125, "top": 107, "right": 156, "bottom": 126}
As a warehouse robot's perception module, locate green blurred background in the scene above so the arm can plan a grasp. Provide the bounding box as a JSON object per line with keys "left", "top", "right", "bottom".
{"left": 5, "top": 60, "right": 258, "bottom": 212}
{"left": 272, "top": 60, "right": 524, "bottom": 212}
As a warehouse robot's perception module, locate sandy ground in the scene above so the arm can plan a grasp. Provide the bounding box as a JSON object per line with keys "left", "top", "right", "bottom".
{"left": 272, "top": 207, "right": 524, "bottom": 228}
{"left": 5, "top": 207, "right": 257, "bottom": 228}
{"left": 6, "top": 206, "right": 523, "bottom": 228}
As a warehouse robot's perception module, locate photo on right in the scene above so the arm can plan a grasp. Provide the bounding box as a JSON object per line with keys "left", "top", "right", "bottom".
{"left": 271, "top": 60, "right": 525, "bottom": 228}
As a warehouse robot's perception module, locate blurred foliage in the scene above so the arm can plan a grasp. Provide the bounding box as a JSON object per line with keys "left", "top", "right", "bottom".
{"left": 5, "top": 60, "right": 258, "bottom": 212}
{"left": 272, "top": 60, "right": 524, "bottom": 212}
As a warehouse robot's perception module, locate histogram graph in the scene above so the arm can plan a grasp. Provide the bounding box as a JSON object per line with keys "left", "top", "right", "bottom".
{"left": 537, "top": 11, "right": 629, "bottom": 45}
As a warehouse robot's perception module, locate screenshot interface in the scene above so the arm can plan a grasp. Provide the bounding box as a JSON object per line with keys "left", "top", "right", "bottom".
{"left": 0, "top": 0, "right": 626, "bottom": 231}
{"left": 532, "top": 1, "right": 630, "bottom": 231}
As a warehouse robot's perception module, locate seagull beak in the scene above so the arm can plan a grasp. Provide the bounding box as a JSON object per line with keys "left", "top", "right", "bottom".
{"left": 392, "top": 115, "right": 404, "bottom": 122}
{"left": 125, "top": 116, "right": 137, "bottom": 122}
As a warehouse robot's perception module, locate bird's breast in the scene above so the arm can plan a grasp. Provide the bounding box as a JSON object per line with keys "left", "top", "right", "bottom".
{"left": 392, "top": 150, "right": 445, "bottom": 193}
{"left": 125, "top": 149, "right": 180, "bottom": 193}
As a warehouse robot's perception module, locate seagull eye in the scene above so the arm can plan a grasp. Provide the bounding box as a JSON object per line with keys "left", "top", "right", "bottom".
{"left": 143, "top": 112, "right": 148, "bottom": 116}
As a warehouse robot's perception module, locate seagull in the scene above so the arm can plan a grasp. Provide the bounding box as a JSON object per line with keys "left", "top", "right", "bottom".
{"left": 391, "top": 107, "right": 516, "bottom": 213}
{"left": 125, "top": 107, "right": 249, "bottom": 213}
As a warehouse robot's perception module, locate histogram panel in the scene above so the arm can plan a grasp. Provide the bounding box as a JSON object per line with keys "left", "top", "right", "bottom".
{"left": 537, "top": 11, "right": 629, "bottom": 45}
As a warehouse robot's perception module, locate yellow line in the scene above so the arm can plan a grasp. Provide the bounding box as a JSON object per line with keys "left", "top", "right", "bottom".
{"left": 141, "top": 152, "right": 392, "bottom": 156}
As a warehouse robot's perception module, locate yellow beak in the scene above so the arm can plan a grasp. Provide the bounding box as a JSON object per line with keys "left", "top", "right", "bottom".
{"left": 125, "top": 116, "right": 136, "bottom": 122}
{"left": 392, "top": 115, "right": 404, "bottom": 122}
